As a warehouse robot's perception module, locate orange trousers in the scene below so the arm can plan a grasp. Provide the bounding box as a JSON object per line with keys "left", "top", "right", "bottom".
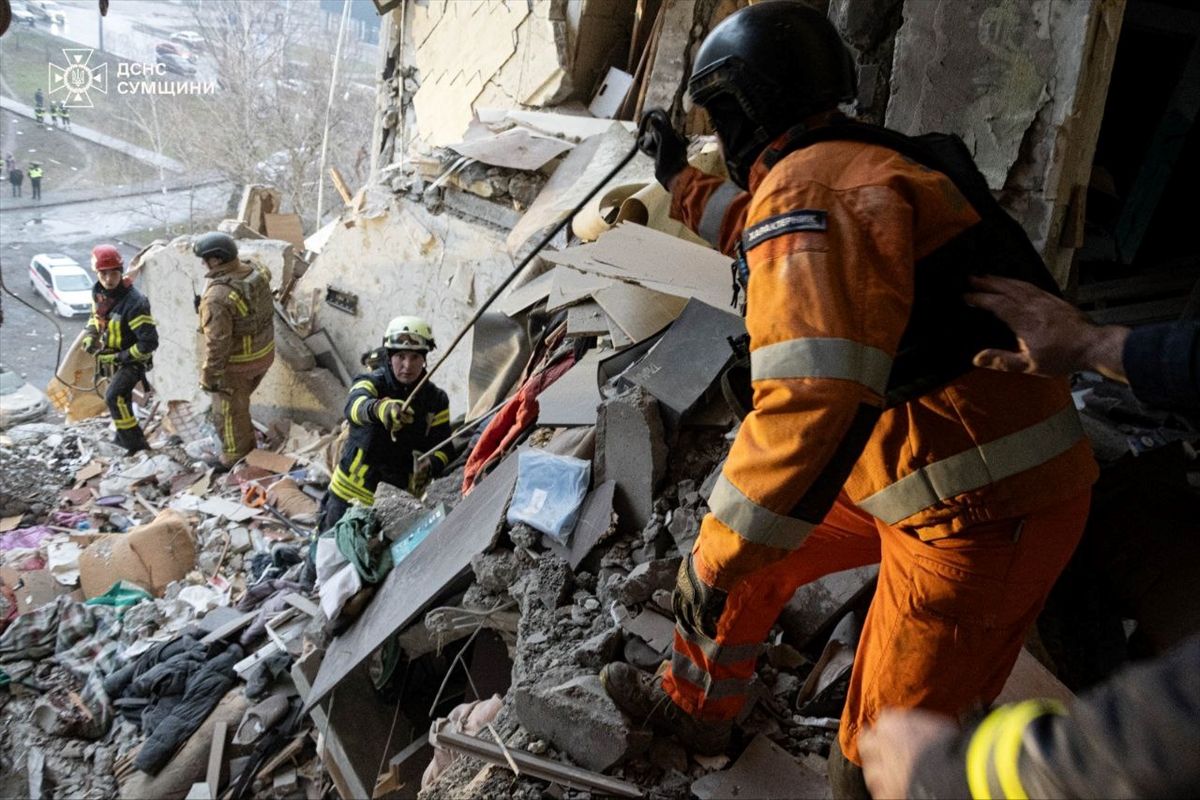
{"left": 663, "top": 490, "right": 1091, "bottom": 764}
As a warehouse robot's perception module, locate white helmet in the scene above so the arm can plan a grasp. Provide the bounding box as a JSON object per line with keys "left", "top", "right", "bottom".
{"left": 383, "top": 315, "right": 435, "bottom": 353}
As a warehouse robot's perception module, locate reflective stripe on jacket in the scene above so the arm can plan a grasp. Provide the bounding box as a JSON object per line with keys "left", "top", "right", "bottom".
{"left": 672, "top": 137, "right": 1098, "bottom": 589}
{"left": 87, "top": 281, "right": 158, "bottom": 366}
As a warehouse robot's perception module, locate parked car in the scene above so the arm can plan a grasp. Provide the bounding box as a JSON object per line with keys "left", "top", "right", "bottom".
{"left": 155, "top": 41, "right": 197, "bottom": 63}
{"left": 169, "top": 30, "right": 205, "bottom": 49}
{"left": 10, "top": 3, "right": 39, "bottom": 26}
{"left": 29, "top": 253, "right": 93, "bottom": 318}
{"left": 156, "top": 51, "right": 197, "bottom": 76}
{"left": 26, "top": 0, "right": 66, "bottom": 24}
{"left": 0, "top": 366, "right": 50, "bottom": 430}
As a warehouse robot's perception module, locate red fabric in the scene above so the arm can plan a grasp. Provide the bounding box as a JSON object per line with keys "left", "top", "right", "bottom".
{"left": 462, "top": 354, "right": 577, "bottom": 494}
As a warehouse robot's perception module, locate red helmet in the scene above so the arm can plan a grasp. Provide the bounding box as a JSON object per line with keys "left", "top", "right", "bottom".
{"left": 91, "top": 244, "right": 124, "bottom": 272}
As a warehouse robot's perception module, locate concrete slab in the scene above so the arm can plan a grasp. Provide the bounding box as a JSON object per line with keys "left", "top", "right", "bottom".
{"left": 595, "top": 388, "right": 667, "bottom": 531}
{"left": 623, "top": 299, "right": 746, "bottom": 426}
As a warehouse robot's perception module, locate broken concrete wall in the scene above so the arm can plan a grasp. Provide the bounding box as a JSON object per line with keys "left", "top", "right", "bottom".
{"left": 887, "top": 0, "right": 1125, "bottom": 285}
{"left": 137, "top": 237, "right": 345, "bottom": 430}
{"left": 285, "top": 191, "right": 517, "bottom": 414}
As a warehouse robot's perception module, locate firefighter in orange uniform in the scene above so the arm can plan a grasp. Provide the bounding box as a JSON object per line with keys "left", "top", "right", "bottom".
{"left": 599, "top": 3, "right": 1098, "bottom": 796}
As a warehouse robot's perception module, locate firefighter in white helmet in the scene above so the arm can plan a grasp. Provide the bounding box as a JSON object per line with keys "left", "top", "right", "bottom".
{"left": 319, "top": 316, "right": 455, "bottom": 531}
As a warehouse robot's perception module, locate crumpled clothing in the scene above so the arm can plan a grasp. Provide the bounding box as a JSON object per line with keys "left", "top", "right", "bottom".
{"left": 463, "top": 353, "right": 576, "bottom": 493}
{"left": 0, "top": 526, "right": 55, "bottom": 552}
{"left": 332, "top": 506, "right": 392, "bottom": 584}
{"left": 134, "top": 643, "right": 244, "bottom": 774}
{"left": 0, "top": 594, "right": 127, "bottom": 738}
{"left": 85, "top": 580, "right": 154, "bottom": 609}
{"left": 235, "top": 578, "right": 306, "bottom": 649}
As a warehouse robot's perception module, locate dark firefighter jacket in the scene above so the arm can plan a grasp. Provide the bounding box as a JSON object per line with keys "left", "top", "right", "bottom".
{"left": 330, "top": 367, "right": 454, "bottom": 506}
{"left": 85, "top": 279, "right": 158, "bottom": 368}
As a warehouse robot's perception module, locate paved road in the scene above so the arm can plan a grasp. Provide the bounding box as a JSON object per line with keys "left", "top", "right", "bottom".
{"left": 0, "top": 181, "right": 232, "bottom": 389}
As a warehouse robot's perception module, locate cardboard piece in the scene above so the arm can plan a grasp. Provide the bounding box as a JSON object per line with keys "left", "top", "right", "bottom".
{"left": 543, "top": 222, "right": 732, "bottom": 310}
{"left": 448, "top": 127, "right": 574, "bottom": 171}
{"left": 74, "top": 461, "right": 105, "bottom": 484}
{"left": 305, "top": 454, "right": 522, "bottom": 711}
{"left": 536, "top": 348, "right": 607, "bottom": 427}
{"left": 78, "top": 509, "right": 197, "bottom": 598}
{"left": 243, "top": 450, "right": 298, "bottom": 474}
{"left": 566, "top": 301, "right": 611, "bottom": 336}
{"left": 6, "top": 569, "right": 72, "bottom": 614}
{"left": 622, "top": 299, "right": 746, "bottom": 426}
{"left": 592, "top": 283, "right": 688, "bottom": 344}
{"left": 543, "top": 480, "right": 617, "bottom": 569}
{"left": 0, "top": 516, "right": 22, "bottom": 533}
{"left": 691, "top": 734, "right": 827, "bottom": 800}
{"left": 588, "top": 67, "right": 635, "bottom": 119}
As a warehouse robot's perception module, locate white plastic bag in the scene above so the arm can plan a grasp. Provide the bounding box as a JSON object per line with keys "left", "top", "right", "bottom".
{"left": 506, "top": 450, "right": 591, "bottom": 543}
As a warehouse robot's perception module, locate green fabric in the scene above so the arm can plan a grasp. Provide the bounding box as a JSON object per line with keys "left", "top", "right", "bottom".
{"left": 84, "top": 580, "right": 153, "bottom": 609}
{"left": 0, "top": 667, "right": 10, "bottom": 689}
{"left": 331, "top": 506, "right": 392, "bottom": 584}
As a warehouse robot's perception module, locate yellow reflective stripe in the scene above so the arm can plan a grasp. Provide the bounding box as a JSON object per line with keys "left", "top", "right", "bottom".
{"left": 222, "top": 397, "right": 237, "bottom": 454}
{"left": 228, "top": 290, "right": 249, "bottom": 316}
{"left": 331, "top": 469, "right": 375, "bottom": 504}
{"left": 431, "top": 409, "right": 450, "bottom": 426}
{"left": 128, "top": 344, "right": 150, "bottom": 362}
{"left": 349, "top": 396, "right": 371, "bottom": 425}
{"left": 751, "top": 337, "right": 893, "bottom": 396}
{"left": 857, "top": 406, "right": 1085, "bottom": 525}
{"left": 707, "top": 472, "right": 814, "bottom": 550}
{"left": 966, "top": 707, "right": 1007, "bottom": 800}
{"left": 432, "top": 450, "right": 449, "bottom": 466}
{"left": 228, "top": 340, "right": 275, "bottom": 363}
{"left": 995, "top": 700, "right": 1064, "bottom": 800}
{"left": 114, "top": 396, "right": 138, "bottom": 429}
{"left": 129, "top": 315, "right": 156, "bottom": 329}
{"left": 351, "top": 380, "right": 378, "bottom": 397}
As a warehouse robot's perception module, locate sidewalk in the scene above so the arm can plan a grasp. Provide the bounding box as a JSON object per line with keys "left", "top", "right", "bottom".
{"left": 0, "top": 96, "right": 185, "bottom": 173}
{"left": 0, "top": 172, "right": 224, "bottom": 212}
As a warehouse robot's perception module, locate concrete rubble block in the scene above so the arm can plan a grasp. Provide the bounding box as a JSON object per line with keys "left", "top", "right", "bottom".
{"left": 471, "top": 548, "right": 522, "bottom": 593}
{"left": 613, "top": 557, "right": 682, "bottom": 606}
{"left": 778, "top": 565, "right": 879, "bottom": 648}
{"left": 572, "top": 625, "right": 624, "bottom": 669}
{"left": 667, "top": 506, "right": 700, "bottom": 554}
{"left": 513, "top": 669, "right": 651, "bottom": 772}
{"left": 691, "top": 733, "right": 827, "bottom": 800}
{"left": 527, "top": 552, "right": 576, "bottom": 610}
{"left": 595, "top": 387, "right": 668, "bottom": 533}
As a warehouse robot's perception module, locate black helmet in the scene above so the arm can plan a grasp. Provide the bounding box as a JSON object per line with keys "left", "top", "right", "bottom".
{"left": 192, "top": 231, "right": 238, "bottom": 263}
{"left": 688, "top": 0, "right": 857, "bottom": 188}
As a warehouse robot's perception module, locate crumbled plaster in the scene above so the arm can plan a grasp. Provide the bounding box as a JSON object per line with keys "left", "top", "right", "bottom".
{"left": 888, "top": 0, "right": 1124, "bottom": 284}
{"left": 287, "top": 196, "right": 517, "bottom": 413}
{"left": 409, "top": 0, "right": 576, "bottom": 147}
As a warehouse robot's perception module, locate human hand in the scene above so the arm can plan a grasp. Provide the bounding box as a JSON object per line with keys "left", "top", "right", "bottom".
{"left": 859, "top": 708, "right": 958, "bottom": 800}
{"left": 82, "top": 335, "right": 101, "bottom": 354}
{"left": 965, "top": 275, "right": 1129, "bottom": 381}
{"left": 375, "top": 399, "right": 414, "bottom": 434}
{"left": 638, "top": 108, "right": 688, "bottom": 192}
{"left": 96, "top": 352, "right": 118, "bottom": 368}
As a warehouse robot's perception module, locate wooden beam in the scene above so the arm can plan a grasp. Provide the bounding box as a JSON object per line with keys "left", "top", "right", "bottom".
{"left": 330, "top": 167, "right": 353, "bottom": 205}
{"left": 206, "top": 721, "right": 228, "bottom": 795}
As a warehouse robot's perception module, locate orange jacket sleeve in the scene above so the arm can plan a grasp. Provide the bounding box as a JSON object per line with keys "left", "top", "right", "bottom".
{"left": 669, "top": 166, "right": 751, "bottom": 256}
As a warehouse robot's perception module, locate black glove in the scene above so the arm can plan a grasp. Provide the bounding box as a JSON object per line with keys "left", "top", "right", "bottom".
{"left": 673, "top": 554, "right": 728, "bottom": 640}
{"left": 638, "top": 108, "right": 688, "bottom": 191}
